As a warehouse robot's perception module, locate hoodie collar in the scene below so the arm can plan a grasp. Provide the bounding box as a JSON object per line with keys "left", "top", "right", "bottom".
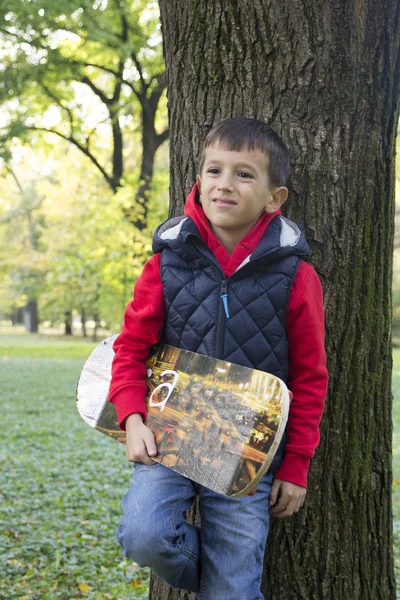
{"left": 183, "top": 183, "right": 282, "bottom": 277}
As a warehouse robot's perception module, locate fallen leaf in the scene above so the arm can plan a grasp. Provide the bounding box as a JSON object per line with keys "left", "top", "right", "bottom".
{"left": 5, "top": 530, "right": 20, "bottom": 539}
{"left": 78, "top": 582, "right": 90, "bottom": 593}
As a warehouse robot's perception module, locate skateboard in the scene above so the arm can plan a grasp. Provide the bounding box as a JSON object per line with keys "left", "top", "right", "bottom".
{"left": 76, "top": 335, "right": 290, "bottom": 497}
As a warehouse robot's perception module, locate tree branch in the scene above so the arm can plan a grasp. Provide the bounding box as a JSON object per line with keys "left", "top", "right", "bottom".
{"left": 0, "top": 26, "right": 20, "bottom": 40}
{"left": 146, "top": 74, "right": 167, "bottom": 117}
{"left": 25, "top": 126, "right": 115, "bottom": 191}
{"left": 67, "top": 59, "right": 121, "bottom": 78}
{"left": 121, "top": 12, "right": 129, "bottom": 43}
{"left": 45, "top": 57, "right": 141, "bottom": 98}
{"left": 130, "top": 49, "right": 148, "bottom": 94}
{"left": 86, "top": 117, "right": 110, "bottom": 147}
{"left": 149, "top": 71, "right": 167, "bottom": 87}
{"left": 111, "top": 58, "right": 124, "bottom": 104}
{"left": 6, "top": 166, "right": 24, "bottom": 195}
{"left": 80, "top": 75, "right": 113, "bottom": 106}
{"left": 38, "top": 83, "right": 74, "bottom": 131}
{"left": 155, "top": 128, "right": 170, "bottom": 150}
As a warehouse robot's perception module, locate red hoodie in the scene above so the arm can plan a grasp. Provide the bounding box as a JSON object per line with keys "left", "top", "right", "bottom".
{"left": 110, "top": 185, "right": 328, "bottom": 487}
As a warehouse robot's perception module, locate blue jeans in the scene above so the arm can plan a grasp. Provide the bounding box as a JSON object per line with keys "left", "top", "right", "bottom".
{"left": 116, "top": 447, "right": 284, "bottom": 600}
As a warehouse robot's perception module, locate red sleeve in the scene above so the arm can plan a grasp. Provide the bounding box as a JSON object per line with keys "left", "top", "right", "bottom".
{"left": 275, "top": 261, "right": 328, "bottom": 487}
{"left": 109, "top": 253, "right": 166, "bottom": 429}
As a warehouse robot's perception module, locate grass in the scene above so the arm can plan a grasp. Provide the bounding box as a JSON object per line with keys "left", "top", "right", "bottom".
{"left": 0, "top": 333, "right": 149, "bottom": 600}
{"left": 393, "top": 348, "right": 400, "bottom": 597}
{"left": 0, "top": 332, "right": 100, "bottom": 359}
{"left": 1, "top": 333, "right": 400, "bottom": 598}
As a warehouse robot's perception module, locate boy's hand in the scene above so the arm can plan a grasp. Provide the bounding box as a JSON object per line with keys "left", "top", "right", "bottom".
{"left": 125, "top": 413, "right": 157, "bottom": 465}
{"left": 269, "top": 478, "right": 306, "bottom": 518}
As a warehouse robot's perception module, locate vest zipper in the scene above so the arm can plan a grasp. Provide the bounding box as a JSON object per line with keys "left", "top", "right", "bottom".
{"left": 190, "top": 240, "right": 229, "bottom": 359}
{"left": 220, "top": 280, "right": 230, "bottom": 319}
{"left": 215, "top": 279, "right": 228, "bottom": 358}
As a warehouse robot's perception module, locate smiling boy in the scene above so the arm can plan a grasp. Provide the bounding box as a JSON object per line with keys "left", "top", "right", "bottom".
{"left": 196, "top": 145, "right": 288, "bottom": 253}
{"left": 109, "top": 117, "right": 327, "bottom": 599}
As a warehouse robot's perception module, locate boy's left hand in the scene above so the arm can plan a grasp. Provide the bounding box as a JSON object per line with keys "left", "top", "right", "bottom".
{"left": 269, "top": 478, "right": 306, "bottom": 518}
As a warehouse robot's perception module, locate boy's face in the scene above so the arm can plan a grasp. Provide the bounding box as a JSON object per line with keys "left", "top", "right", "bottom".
{"left": 196, "top": 144, "right": 288, "bottom": 251}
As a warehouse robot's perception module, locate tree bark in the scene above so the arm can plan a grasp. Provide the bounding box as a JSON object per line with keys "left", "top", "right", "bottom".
{"left": 155, "top": 0, "right": 400, "bottom": 598}
{"left": 23, "top": 300, "right": 38, "bottom": 333}
{"left": 92, "top": 313, "right": 101, "bottom": 342}
{"left": 81, "top": 307, "right": 87, "bottom": 338}
{"left": 64, "top": 310, "right": 72, "bottom": 336}
{"left": 111, "top": 112, "right": 124, "bottom": 190}
{"left": 125, "top": 79, "right": 169, "bottom": 230}
{"left": 131, "top": 110, "right": 160, "bottom": 230}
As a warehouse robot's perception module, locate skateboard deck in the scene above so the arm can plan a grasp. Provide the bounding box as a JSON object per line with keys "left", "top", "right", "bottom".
{"left": 77, "top": 335, "right": 290, "bottom": 497}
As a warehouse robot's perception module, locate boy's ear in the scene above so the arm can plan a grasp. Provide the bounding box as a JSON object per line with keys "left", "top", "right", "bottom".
{"left": 265, "top": 186, "right": 288, "bottom": 213}
{"left": 196, "top": 175, "right": 202, "bottom": 198}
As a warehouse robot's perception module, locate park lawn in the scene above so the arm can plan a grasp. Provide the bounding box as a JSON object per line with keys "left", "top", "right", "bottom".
{"left": 392, "top": 348, "right": 400, "bottom": 597}
{"left": 0, "top": 334, "right": 149, "bottom": 600}
{"left": 1, "top": 333, "right": 400, "bottom": 598}
{"left": 0, "top": 332, "right": 99, "bottom": 359}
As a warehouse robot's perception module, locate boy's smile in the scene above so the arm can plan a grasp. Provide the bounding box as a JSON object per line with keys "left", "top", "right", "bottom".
{"left": 196, "top": 144, "right": 288, "bottom": 253}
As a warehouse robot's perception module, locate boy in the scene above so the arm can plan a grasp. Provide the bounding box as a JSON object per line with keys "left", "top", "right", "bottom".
{"left": 109, "top": 117, "right": 328, "bottom": 599}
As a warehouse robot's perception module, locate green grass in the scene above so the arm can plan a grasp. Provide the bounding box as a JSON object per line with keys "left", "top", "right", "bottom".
{"left": 0, "top": 333, "right": 99, "bottom": 359}
{"left": 0, "top": 334, "right": 149, "bottom": 599}
{"left": 393, "top": 348, "right": 400, "bottom": 597}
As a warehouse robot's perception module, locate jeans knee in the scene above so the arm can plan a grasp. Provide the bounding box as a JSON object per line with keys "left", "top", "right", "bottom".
{"left": 117, "top": 516, "right": 160, "bottom": 565}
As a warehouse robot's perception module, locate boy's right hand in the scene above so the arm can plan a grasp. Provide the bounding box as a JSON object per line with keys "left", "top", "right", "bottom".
{"left": 125, "top": 413, "right": 157, "bottom": 465}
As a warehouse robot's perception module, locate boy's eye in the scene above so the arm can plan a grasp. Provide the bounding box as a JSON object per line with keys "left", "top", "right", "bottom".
{"left": 207, "top": 168, "right": 220, "bottom": 174}
{"left": 238, "top": 171, "right": 252, "bottom": 179}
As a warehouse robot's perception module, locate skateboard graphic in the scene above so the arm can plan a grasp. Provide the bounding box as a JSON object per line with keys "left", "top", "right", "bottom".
{"left": 76, "top": 335, "right": 290, "bottom": 497}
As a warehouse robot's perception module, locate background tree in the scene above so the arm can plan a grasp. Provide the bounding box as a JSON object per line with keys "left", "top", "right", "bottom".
{"left": 0, "top": 138, "right": 167, "bottom": 334}
{"left": 153, "top": 1, "right": 400, "bottom": 598}
{"left": 38, "top": 148, "right": 156, "bottom": 337}
{"left": 0, "top": 0, "right": 168, "bottom": 228}
{"left": 0, "top": 1, "right": 170, "bottom": 333}
{"left": 0, "top": 164, "right": 47, "bottom": 332}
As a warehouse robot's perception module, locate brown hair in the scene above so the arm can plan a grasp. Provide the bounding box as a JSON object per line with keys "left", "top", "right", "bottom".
{"left": 199, "top": 117, "right": 291, "bottom": 188}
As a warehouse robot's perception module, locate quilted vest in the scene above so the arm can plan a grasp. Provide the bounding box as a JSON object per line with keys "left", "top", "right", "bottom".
{"left": 153, "top": 215, "right": 310, "bottom": 383}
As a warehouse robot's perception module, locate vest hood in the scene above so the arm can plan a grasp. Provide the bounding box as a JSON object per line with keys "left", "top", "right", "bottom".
{"left": 153, "top": 212, "right": 310, "bottom": 268}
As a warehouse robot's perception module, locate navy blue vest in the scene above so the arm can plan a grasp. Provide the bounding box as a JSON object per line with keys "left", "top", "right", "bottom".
{"left": 153, "top": 215, "right": 310, "bottom": 383}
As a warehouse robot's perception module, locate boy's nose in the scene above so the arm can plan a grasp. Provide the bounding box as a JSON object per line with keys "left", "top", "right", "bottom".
{"left": 217, "top": 174, "right": 233, "bottom": 190}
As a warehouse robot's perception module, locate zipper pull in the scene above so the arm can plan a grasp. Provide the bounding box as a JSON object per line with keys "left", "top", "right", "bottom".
{"left": 220, "top": 281, "right": 230, "bottom": 319}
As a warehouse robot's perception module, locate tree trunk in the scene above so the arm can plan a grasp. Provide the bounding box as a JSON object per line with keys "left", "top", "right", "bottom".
{"left": 111, "top": 112, "right": 124, "bottom": 190}
{"left": 92, "top": 313, "right": 101, "bottom": 342}
{"left": 81, "top": 308, "right": 87, "bottom": 338}
{"left": 12, "top": 306, "right": 23, "bottom": 326}
{"left": 135, "top": 113, "right": 158, "bottom": 230}
{"left": 155, "top": 1, "right": 400, "bottom": 598}
{"left": 23, "top": 300, "right": 38, "bottom": 333}
{"left": 125, "top": 86, "right": 169, "bottom": 230}
{"left": 64, "top": 310, "right": 72, "bottom": 336}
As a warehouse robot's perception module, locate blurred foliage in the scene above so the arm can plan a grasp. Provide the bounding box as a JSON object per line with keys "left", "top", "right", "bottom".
{"left": 391, "top": 348, "right": 400, "bottom": 596}
{"left": 0, "top": 0, "right": 168, "bottom": 203}
{"left": 0, "top": 140, "right": 168, "bottom": 332}
{"left": 0, "top": 0, "right": 169, "bottom": 331}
